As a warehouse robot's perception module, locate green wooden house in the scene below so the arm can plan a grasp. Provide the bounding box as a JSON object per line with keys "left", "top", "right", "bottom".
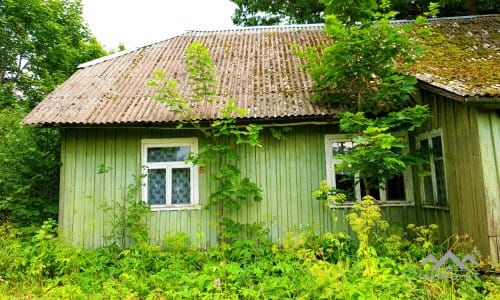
{"left": 23, "top": 15, "right": 499, "bottom": 265}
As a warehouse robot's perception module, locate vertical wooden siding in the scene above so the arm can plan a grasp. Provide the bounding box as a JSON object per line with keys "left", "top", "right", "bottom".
{"left": 59, "top": 126, "right": 332, "bottom": 248}
{"left": 477, "top": 110, "right": 500, "bottom": 265}
{"left": 415, "top": 90, "right": 491, "bottom": 258}
{"left": 60, "top": 124, "right": 420, "bottom": 248}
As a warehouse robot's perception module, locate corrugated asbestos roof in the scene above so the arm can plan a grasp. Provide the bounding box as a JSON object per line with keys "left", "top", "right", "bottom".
{"left": 410, "top": 15, "right": 500, "bottom": 98}
{"left": 22, "top": 15, "right": 500, "bottom": 126}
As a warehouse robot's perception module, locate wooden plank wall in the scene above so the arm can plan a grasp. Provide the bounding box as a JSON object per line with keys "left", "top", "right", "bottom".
{"left": 60, "top": 125, "right": 420, "bottom": 248}
{"left": 477, "top": 110, "right": 500, "bottom": 265}
{"left": 415, "top": 90, "right": 491, "bottom": 258}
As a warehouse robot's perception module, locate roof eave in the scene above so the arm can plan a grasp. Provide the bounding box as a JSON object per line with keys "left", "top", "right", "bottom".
{"left": 21, "top": 115, "right": 339, "bottom": 128}
{"left": 417, "top": 81, "right": 500, "bottom": 106}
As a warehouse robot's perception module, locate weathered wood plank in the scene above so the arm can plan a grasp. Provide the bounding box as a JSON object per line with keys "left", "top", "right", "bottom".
{"left": 61, "top": 126, "right": 420, "bottom": 248}
{"left": 478, "top": 110, "right": 500, "bottom": 265}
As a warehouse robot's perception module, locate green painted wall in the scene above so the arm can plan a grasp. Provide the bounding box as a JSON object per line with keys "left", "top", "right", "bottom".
{"left": 59, "top": 124, "right": 419, "bottom": 248}
{"left": 414, "top": 90, "right": 498, "bottom": 261}
{"left": 477, "top": 109, "right": 500, "bottom": 265}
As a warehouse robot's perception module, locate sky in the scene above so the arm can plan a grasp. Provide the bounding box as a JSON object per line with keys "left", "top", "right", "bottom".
{"left": 82, "top": 0, "right": 238, "bottom": 51}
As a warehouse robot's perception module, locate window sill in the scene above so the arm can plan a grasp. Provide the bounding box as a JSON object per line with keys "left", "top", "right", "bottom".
{"left": 150, "top": 205, "right": 202, "bottom": 211}
{"left": 329, "top": 201, "right": 415, "bottom": 209}
{"left": 421, "top": 204, "right": 449, "bottom": 210}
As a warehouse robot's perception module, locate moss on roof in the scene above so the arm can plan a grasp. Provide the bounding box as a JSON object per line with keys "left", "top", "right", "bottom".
{"left": 411, "top": 15, "right": 500, "bottom": 98}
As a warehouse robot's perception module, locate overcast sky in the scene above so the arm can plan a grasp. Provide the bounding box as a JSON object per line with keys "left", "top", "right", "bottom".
{"left": 82, "top": 0, "right": 238, "bottom": 50}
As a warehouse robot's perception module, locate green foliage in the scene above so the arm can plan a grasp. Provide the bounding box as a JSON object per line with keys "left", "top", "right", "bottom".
{"left": 301, "top": 1, "right": 423, "bottom": 112}
{"left": 150, "top": 42, "right": 263, "bottom": 242}
{"left": 323, "top": 0, "right": 379, "bottom": 26}
{"left": 407, "top": 223, "right": 442, "bottom": 259}
{"left": 312, "top": 180, "right": 348, "bottom": 204}
{"left": 339, "top": 105, "right": 431, "bottom": 133}
{"left": 305, "top": 231, "right": 356, "bottom": 263}
{"left": 0, "top": 0, "right": 106, "bottom": 109}
{"left": 335, "top": 108, "right": 430, "bottom": 191}
{"left": 393, "top": 0, "right": 499, "bottom": 18}
{"left": 269, "top": 126, "right": 292, "bottom": 140}
{"left": 346, "top": 196, "right": 389, "bottom": 276}
{"left": 99, "top": 174, "right": 151, "bottom": 248}
{"left": 0, "top": 105, "right": 60, "bottom": 226}
{"left": 230, "top": 0, "right": 499, "bottom": 26}
{"left": 230, "top": 0, "right": 325, "bottom": 26}
{"left": 0, "top": 220, "right": 498, "bottom": 298}
{"left": 0, "top": 0, "right": 105, "bottom": 229}
{"left": 185, "top": 42, "right": 219, "bottom": 104}
{"left": 311, "top": 107, "right": 430, "bottom": 195}
{"left": 305, "top": 2, "right": 433, "bottom": 194}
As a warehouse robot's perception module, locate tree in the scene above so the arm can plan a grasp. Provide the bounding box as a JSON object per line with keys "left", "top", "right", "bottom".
{"left": 231, "top": 0, "right": 499, "bottom": 26}
{"left": 0, "top": 0, "right": 106, "bottom": 227}
{"left": 230, "top": 0, "right": 325, "bottom": 26}
{"left": 0, "top": 105, "right": 60, "bottom": 226}
{"left": 0, "top": 0, "right": 106, "bottom": 109}
{"left": 301, "top": 0, "right": 425, "bottom": 113}
{"left": 306, "top": 0, "right": 434, "bottom": 197}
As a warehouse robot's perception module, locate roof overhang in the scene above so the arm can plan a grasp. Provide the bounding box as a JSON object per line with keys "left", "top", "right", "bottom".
{"left": 416, "top": 81, "right": 500, "bottom": 109}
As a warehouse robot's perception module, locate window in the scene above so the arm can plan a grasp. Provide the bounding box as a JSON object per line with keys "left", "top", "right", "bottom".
{"left": 141, "top": 138, "right": 199, "bottom": 210}
{"left": 324, "top": 134, "right": 413, "bottom": 206}
{"left": 417, "top": 130, "right": 447, "bottom": 206}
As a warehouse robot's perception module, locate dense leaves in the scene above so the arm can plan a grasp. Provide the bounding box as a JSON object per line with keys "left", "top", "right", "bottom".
{"left": 0, "top": 106, "right": 59, "bottom": 225}
{"left": 231, "top": 0, "right": 499, "bottom": 26}
{"left": 303, "top": 0, "right": 433, "bottom": 194}
{"left": 300, "top": 2, "right": 422, "bottom": 112}
{"left": 0, "top": 212, "right": 497, "bottom": 298}
{"left": 230, "top": 0, "right": 325, "bottom": 26}
{"left": 0, "top": 0, "right": 106, "bottom": 226}
{"left": 0, "top": 0, "right": 106, "bottom": 109}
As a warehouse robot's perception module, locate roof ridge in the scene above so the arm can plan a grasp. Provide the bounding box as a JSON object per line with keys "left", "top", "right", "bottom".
{"left": 187, "top": 23, "right": 325, "bottom": 34}
{"left": 391, "top": 13, "right": 500, "bottom": 24}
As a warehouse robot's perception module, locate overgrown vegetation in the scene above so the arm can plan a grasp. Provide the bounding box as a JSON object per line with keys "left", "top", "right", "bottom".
{"left": 0, "top": 0, "right": 106, "bottom": 109}
{"left": 0, "top": 105, "right": 60, "bottom": 226}
{"left": 99, "top": 174, "right": 151, "bottom": 248}
{"left": 0, "top": 0, "right": 106, "bottom": 227}
{"left": 302, "top": 0, "right": 435, "bottom": 195}
{"left": 1, "top": 1, "right": 498, "bottom": 298}
{"left": 230, "top": 0, "right": 500, "bottom": 26}
{"left": 0, "top": 201, "right": 498, "bottom": 299}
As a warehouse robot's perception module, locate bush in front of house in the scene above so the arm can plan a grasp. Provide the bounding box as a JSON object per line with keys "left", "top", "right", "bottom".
{"left": 0, "top": 208, "right": 498, "bottom": 299}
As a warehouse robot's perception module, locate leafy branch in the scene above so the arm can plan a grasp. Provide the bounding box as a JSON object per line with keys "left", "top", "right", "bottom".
{"left": 150, "top": 42, "right": 264, "bottom": 242}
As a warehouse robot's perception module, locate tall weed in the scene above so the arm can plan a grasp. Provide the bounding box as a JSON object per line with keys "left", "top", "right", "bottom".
{"left": 0, "top": 217, "right": 498, "bottom": 299}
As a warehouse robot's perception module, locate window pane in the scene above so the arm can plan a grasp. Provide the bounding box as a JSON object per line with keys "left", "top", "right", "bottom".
{"left": 420, "top": 139, "right": 429, "bottom": 152}
{"left": 435, "top": 160, "right": 447, "bottom": 205}
{"left": 147, "top": 146, "right": 190, "bottom": 162}
{"left": 423, "top": 176, "right": 434, "bottom": 204}
{"left": 332, "top": 141, "right": 354, "bottom": 155}
{"left": 432, "top": 136, "right": 443, "bottom": 157}
{"left": 148, "top": 169, "right": 166, "bottom": 205}
{"left": 171, "top": 168, "right": 191, "bottom": 204}
{"left": 361, "top": 178, "right": 380, "bottom": 200}
{"left": 335, "top": 172, "right": 356, "bottom": 201}
{"left": 386, "top": 175, "right": 406, "bottom": 201}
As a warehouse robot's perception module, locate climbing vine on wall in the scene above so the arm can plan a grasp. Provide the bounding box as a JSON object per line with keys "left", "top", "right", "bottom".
{"left": 149, "top": 42, "right": 264, "bottom": 242}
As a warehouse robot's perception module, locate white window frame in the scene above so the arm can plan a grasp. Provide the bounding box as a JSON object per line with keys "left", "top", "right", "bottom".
{"left": 141, "top": 138, "right": 200, "bottom": 211}
{"left": 416, "top": 129, "right": 448, "bottom": 208}
{"left": 324, "top": 134, "right": 414, "bottom": 207}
